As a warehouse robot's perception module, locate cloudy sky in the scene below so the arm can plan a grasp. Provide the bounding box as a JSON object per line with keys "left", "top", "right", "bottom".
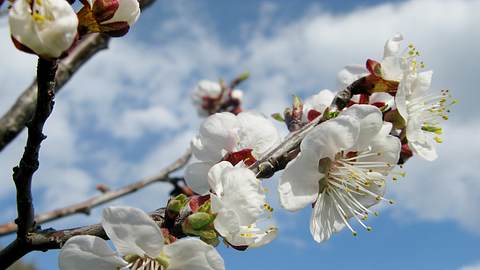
{"left": 0, "top": 0, "right": 479, "bottom": 269}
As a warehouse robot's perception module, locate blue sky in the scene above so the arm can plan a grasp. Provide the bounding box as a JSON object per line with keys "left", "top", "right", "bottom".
{"left": 1, "top": 0, "right": 480, "bottom": 269}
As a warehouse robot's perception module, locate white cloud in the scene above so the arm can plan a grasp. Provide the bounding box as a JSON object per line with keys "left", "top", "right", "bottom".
{"left": 390, "top": 122, "right": 480, "bottom": 233}
{"left": 460, "top": 262, "right": 480, "bottom": 270}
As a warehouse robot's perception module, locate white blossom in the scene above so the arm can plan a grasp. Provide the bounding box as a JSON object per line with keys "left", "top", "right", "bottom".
{"left": 278, "top": 105, "right": 401, "bottom": 242}
{"left": 9, "top": 0, "right": 78, "bottom": 58}
{"left": 191, "top": 80, "right": 243, "bottom": 116}
{"left": 336, "top": 33, "right": 405, "bottom": 89}
{"left": 59, "top": 206, "right": 224, "bottom": 270}
{"left": 185, "top": 111, "right": 280, "bottom": 194}
{"left": 209, "top": 162, "right": 277, "bottom": 248}
{"left": 302, "top": 89, "right": 335, "bottom": 122}
{"left": 395, "top": 70, "right": 454, "bottom": 161}
{"left": 78, "top": 0, "right": 140, "bottom": 37}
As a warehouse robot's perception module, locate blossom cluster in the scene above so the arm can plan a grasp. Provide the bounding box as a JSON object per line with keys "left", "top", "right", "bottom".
{"left": 56, "top": 34, "right": 454, "bottom": 269}
{"left": 8, "top": 0, "right": 140, "bottom": 59}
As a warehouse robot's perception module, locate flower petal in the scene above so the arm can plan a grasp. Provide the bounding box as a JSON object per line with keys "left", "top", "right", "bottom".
{"left": 337, "top": 65, "right": 368, "bottom": 90}
{"left": 278, "top": 153, "right": 322, "bottom": 211}
{"left": 216, "top": 166, "right": 265, "bottom": 225}
{"left": 406, "top": 116, "right": 438, "bottom": 161}
{"left": 59, "top": 235, "right": 127, "bottom": 270}
{"left": 341, "top": 105, "right": 383, "bottom": 150}
{"left": 303, "top": 89, "right": 335, "bottom": 121}
{"left": 193, "top": 112, "right": 240, "bottom": 160}
{"left": 207, "top": 161, "right": 233, "bottom": 195}
{"left": 164, "top": 238, "right": 225, "bottom": 270}
{"left": 213, "top": 207, "right": 241, "bottom": 239}
{"left": 236, "top": 111, "right": 281, "bottom": 157}
{"left": 383, "top": 33, "right": 403, "bottom": 58}
{"left": 185, "top": 161, "right": 216, "bottom": 195}
{"left": 101, "top": 0, "right": 140, "bottom": 26}
{"left": 310, "top": 193, "right": 345, "bottom": 243}
{"left": 302, "top": 114, "right": 360, "bottom": 161}
{"left": 411, "top": 70, "right": 433, "bottom": 99}
{"left": 101, "top": 206, "right": 164, "bottom": 258}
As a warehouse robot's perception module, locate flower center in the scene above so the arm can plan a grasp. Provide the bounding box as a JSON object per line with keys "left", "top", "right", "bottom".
{"left": 27, "top": 0, "right": 55, "bottom": 28}
{"left": 408, "top": 89, "right": 457, "bottom": 144}
{"left": 318, "top": 149, "right": 403, "bottom": 236}
{"left": 125, "top": 254, "right": 169, "bottom": 270}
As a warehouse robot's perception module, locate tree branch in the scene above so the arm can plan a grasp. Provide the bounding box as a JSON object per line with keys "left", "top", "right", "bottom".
{"left": 14, "top": 58, "right": 57, "bottom": 237}
{"left": 0, "top": 208, "right": 165, "bottom": 268}
{"left": 0, "top": 58, "right": 58, "bottom": 270}
{"left": 0, "top": 0, "right": 156, "bottom": 152}
{"left": 251, "top": 81, "right": 359, "bottom": 178}
{"left": 0, "top": 148, "right": 191, "bottom": 237}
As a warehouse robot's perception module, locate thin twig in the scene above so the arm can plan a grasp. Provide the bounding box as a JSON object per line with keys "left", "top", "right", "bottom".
{"left": 0, "top": 148, "right": 191, "bottom": 237}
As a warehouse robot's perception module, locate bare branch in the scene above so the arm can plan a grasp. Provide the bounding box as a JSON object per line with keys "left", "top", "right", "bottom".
{"left": 0, "top": 58, "right": 58, "bottom": 270}
{"left": 0, "top": 148, "right": 191, "bottom": 237}
{"left": 14, "top": 58, "right": 57, "bottom": 237}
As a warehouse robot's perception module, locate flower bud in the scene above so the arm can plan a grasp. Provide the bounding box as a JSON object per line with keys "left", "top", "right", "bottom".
{"left": 78, "top": 0, "right": 140, "bottom": 37}
{"left": 166, "top": 194, "right": 188, "bottom": 214}
{"left": 187, "top": 212, "right": 213, "bottom": 230}
{"left": 9, "top": 0, "right": 79, "bottom": 59}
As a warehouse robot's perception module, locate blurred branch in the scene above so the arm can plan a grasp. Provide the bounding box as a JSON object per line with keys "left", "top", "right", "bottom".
{"left": 0, "top": 148, "right": 191, "bottom": 237}
{"left": 0, "top": 0, "right": 156, "bottom": 152}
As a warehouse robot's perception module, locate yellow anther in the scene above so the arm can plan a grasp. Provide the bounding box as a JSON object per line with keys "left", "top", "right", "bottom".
{"left": 434, "top": 136, "right": 443, "bottom": 143}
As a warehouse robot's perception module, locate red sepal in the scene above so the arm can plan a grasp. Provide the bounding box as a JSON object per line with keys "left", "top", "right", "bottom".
{"left": 366, "top": 59, "right": 382, "bottom": 77}
{"left": 223, "top": 148, "right": 256, "bottom": 166}
{"left": 307, "top": 109, "right": 321, "bottom": 122}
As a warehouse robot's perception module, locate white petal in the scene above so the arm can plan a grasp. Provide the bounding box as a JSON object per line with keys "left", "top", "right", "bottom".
{"left": 207, "top": 161, "right": 233, "bottom": 195}
{"left": 341, "top": 105, "right": 383, "bottom": 150}
{"left": 337, "top": 65, "right": 368, "bottom": 90}
{"left": 164, "top": 238, "right": 225, "bottom": 270}
{"left": 236, "top": 111, "right": 281, "bottom": 157}
{"left": 370, "top": 92, "right": 394, "bottom": 108}
{"left": 406, "top": 117, "right": 438, "bottom": 161}
{"left": 185, "top": 161, "right": 216, "bottom": 195}
{"left": 383, "top": 33, "right": 403, "bottom": 58}
{"left": 309, "top": 194, "right": 344, "bottom": 243}
{"left": 102, "top": 206, "right": 164, "bottom": 258}
{"left": 193, "top": 112, "right": 240, "bottom": 160}
{"left": 395, "top": 79, "right": 409, "bottom": 121}
{"left": 303, "top": 89, "right": 335, "bottom": 120}
{"left": 102, "top": 0, "right": 140, "bottom": 26}
{"left": 301, "top": 115, "right": 360, "bottom": 161}
{"left": 409, "top": 138, "right": 438, "bottom": 161}
{"left": 213, "top": 208, "right": 241, "bottom": 239}
{"left": 250, "top": 228, "right": 278, "bottom": 248}
{"left": 411, "top": 70, "right": 433, "bottom": 99}
{"left": 9, "top": 0, "right": 78, "bottom": 58}
{"left": 381, "top": 56, "right": 403, "bottom": 81}
{"left": 59, "top": 235, "right": 127, "bottom": 270}
{"left": 217, "top": 167, "right": 265, "bottom": 225}
{"left": 278, "top": 153, "right": 322, "bottom": 211}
